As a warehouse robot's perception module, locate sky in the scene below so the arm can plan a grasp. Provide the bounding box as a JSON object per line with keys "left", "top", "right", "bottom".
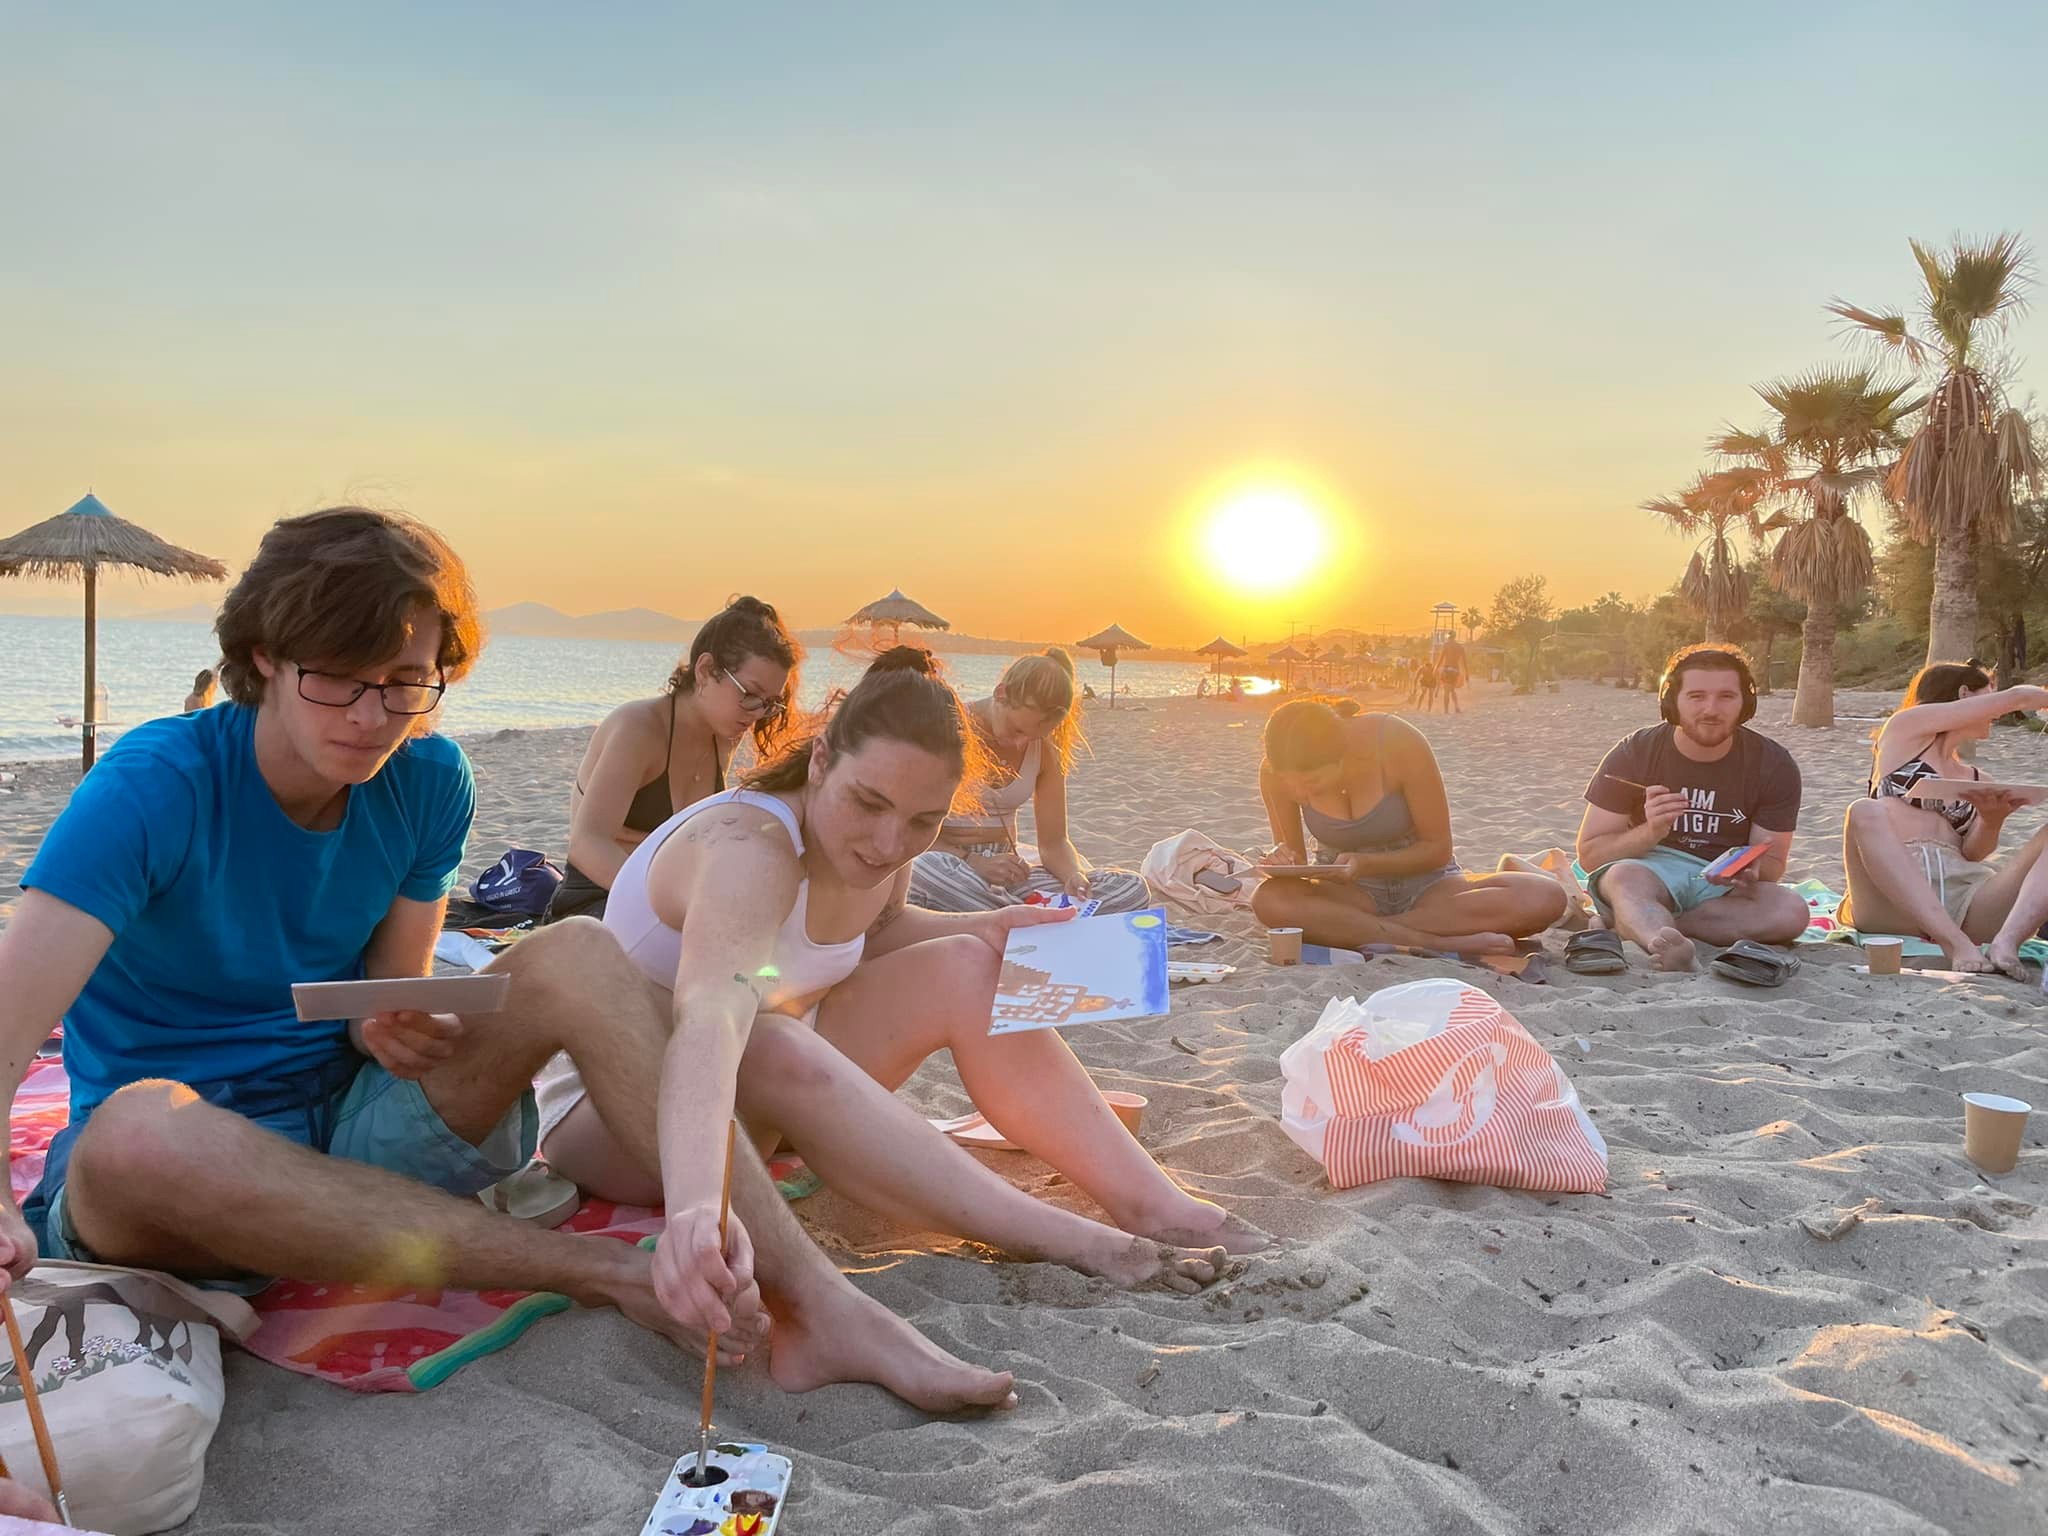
{"left": 4, "top": 2, "right": 2045, "bottom": 645}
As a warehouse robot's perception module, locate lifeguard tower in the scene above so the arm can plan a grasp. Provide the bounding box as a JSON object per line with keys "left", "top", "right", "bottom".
{"left": 1428, "top": 602, "right": 1459, "bottom": 656}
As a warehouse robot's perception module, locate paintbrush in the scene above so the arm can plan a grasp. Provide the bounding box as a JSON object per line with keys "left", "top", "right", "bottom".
{"left": 2, "top": 1293, "right": 69, "bottom": 1527}
{"left": 696, "top": 1119, "right": 738, "bottom": 1488}
{"left": 1602, "top": 774, "right": 1652, "bottom": 791}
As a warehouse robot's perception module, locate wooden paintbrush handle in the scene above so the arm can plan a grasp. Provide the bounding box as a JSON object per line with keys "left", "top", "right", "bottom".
{"left": 697, "top": 1120, "right": 739, "bottom": 1461}
{"left": 1, "top": 1295, "right": 62, "bottom": 1511}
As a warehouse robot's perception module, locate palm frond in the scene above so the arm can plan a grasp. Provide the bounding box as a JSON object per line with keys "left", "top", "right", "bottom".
{"left": 1825, "top": 300, "right": 1931, "bottom": 370}
{"left": 1916, "top": 232, "right": 2032, "bottom": 367}
{"left": 1641, "top": 493, "right": 1702, "bottom": 534}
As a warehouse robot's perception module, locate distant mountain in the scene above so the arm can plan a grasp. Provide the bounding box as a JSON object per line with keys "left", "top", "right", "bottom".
{"left": 486, "top": 603, "right": 701, "bottom": 643}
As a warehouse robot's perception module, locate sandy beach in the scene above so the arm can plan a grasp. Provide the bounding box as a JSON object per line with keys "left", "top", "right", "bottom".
{"left": 4, "top": 680, "right": 2044, "bottom": 1534}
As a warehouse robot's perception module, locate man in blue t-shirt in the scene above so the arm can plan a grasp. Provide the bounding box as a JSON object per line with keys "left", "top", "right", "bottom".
{"left": 1576, "top": 644, "right": 1809, "bottom": 971}
{"left": 0, "top": 506, "right": 1017, "bottom": 1415}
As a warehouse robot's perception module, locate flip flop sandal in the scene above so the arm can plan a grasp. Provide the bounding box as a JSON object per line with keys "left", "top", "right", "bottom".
{"left": 1564, "top": 929, "right": 1626, "bottom": 975}
{"left": 1710, "top": 939, "right": 1800, "bottom": 988}
{"left": 477, "top": 1162, "right": 582, "bottom": 1228}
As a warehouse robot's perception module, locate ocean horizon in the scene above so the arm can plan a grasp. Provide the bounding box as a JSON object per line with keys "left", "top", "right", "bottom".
{"left": 0, "top": 614, "right": 1249, "bottom": 762}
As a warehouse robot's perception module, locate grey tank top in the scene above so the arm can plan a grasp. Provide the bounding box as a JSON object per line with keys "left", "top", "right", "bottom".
{"left": 1301, "top": 791, "right": 1417, "bottom": 852}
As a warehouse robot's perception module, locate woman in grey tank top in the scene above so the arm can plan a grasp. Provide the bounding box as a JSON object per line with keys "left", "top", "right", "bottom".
{"left": 1253, "top": 700, "right": 1568, "bottom": 954}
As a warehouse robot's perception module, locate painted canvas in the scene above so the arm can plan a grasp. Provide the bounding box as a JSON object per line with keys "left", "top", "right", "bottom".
{"left": 640, "top": 1443, "right": 792, "bottom": 1536}
{"left": 988, "top": 907, "right": 1171, "bottom": 1035}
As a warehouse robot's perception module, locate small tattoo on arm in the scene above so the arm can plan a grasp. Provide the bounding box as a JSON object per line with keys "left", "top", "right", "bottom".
{"left": 867, "top": 897, "right": 906, "bottom": 939}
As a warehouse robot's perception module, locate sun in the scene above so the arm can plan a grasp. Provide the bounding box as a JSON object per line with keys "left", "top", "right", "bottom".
{"left": 1201, "top": 487, "right": 1330, "bottom": 593}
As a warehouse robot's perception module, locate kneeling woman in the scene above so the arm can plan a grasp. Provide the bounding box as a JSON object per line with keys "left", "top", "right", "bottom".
{"left": 910, "top": 648, "right": 1151, "bottom": 913}
{"left": 545, "top": 596, "right": 800, "bottom": 922}
{"left": 539, "top": 648, "right": 1261, "bottom": 1292}
{"left": 1842, "top": 663, "right": 2048, "bottom": 976}
{"left": 1254, "top": 700, "right": 1566, "bottom": 952}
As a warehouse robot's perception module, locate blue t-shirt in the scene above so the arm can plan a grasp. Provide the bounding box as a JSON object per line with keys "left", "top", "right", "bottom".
{"left": 23, "top": 703, "right": 475, "bottom": 1116}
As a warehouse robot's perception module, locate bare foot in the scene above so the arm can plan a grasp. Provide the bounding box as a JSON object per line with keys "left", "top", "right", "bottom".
{"left": 768, "top": 1282, "right": 1017, "bottom": 1412}
{"left": 1646, "top": 927, "right": 1697, "bottom": 972}
{"left": 1440, "top": 931, "right": 1516, "bottom": 956}
{"left": 1079, "top": 1234, "right": 1228, "bottom": 1293}
{"left": 1944, "top": 939, "right": 1992, "bottom": 974}
{"left": 1129, "top": 1195, "right": 1272, "bottom": 1256}
{"left": 593, "top": 1243, "right": 768, "bottom": 1367}
{"left": 1983, "top": 940, "right": 2030, "bottom": 979}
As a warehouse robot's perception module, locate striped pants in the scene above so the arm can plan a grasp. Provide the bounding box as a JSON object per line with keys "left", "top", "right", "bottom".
{"left": 909, "top": 850, "right": 1154, "bottom": 913}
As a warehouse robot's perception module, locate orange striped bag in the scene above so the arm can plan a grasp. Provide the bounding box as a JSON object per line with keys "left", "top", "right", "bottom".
{"left": 1279, "top": 978, "right": 1607, "bottom": 1192}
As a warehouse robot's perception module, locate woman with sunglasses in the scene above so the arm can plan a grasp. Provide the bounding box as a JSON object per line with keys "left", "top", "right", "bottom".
{"left": 544, "top": 596, "right": 801, "bottom": 922}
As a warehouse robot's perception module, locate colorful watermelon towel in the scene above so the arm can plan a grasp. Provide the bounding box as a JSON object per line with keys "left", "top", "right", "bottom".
{"left": 8, "top": 1056, "right": 668, "bottom": 1393}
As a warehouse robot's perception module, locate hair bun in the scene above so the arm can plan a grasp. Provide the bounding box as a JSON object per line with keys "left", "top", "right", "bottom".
{"left": 1042, "top": 645, "right": 1075, "bottom": 678}
{"left": 726, "top": 594, "right": 777, "bottom": 619}
{"left": 870, "top": 644, "right": 939, "bottom": 678}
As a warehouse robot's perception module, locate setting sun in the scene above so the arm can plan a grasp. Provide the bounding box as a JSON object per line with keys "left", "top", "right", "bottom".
{"left": 1201, "top": 487, "right": 1330, "bottom": 593}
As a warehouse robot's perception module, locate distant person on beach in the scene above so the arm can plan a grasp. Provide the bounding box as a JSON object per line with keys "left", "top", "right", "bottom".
{"left": 1254, "top": 699, "right": 1567, "bottom": 953}
{"left": 1576, "top": 644, "right": 1807, "bottom": 972}
{"left": 1433, "top": 639, "right": 1466, "bottom": 714}
{"left": 1840, "top": 662, "right": 2048, "bottom": 977}
{"left": 908, "top": 649, "right": 1151, "bottom": 914}
{"left": 182, "top": 667, "right": 217, "bottom": 713}
{"left": 544, "top": 597, "right": 800, "bottom": 923}
{"left": 533, "top": 647, "right": 1258, "bottom": 1307}
{"left": 0, "top": 508, "right": 1019, "bottom": 1413}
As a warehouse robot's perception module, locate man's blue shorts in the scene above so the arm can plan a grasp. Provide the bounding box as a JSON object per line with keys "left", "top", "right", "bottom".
{"left": 1586, "top": 846, "right": 1735, "bottom": 920}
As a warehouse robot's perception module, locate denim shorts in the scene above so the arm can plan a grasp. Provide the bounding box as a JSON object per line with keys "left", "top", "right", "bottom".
{"left": 1587, "top": 847, "right": 1733, "bottom": 919}
{"left": 25, "top": 1053, "right": 537, "bottom": 1294}
{"left": 1351, "top": 863, "right": 1463, "bottom": 916}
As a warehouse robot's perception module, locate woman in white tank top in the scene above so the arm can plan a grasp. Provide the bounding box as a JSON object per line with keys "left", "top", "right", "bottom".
{"left": 540, "top": 649, "right": 1266, "bottom": 1315}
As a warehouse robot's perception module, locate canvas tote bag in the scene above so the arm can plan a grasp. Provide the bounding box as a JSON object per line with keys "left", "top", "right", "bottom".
{"left": 1280, "top": 978, "right": 1607, "bottom": 1192}
{"left": 0, "top": 1262, "right": 256, "bottom": 1535}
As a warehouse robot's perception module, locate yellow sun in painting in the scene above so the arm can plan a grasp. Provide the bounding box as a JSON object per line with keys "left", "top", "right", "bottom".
{"left": 1201, "top": 487, "right": 1330, "bottom": 593}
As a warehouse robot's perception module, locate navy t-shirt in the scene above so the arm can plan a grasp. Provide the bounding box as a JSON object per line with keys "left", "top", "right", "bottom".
{"left": 23, "top": 703, "right": 474, "bottom": 1116}
{"left": 1584, "top": 724, "right": 1801, "bottom": 862}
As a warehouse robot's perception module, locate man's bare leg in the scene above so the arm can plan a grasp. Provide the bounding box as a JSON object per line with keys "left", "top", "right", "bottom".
{"left": 1671, "top": 882, "right": 1810, "bottom": 947}
{"left": 1595, "top": 864, "right": 1695, "bottom": 971}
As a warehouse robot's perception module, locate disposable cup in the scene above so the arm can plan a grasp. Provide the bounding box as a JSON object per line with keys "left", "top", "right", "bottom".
{"left": 1962, "top": 1091, "right": 2031, "bottom": 1174}
{"left": 1268, "top": 927, "right": 1303, "bottom": 966}
{"left": 1864, "top": 937, "right": 1903, "bottom": 975}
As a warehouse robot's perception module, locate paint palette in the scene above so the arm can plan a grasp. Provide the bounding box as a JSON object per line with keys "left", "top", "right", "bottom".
{"left": 1168, "top": 960, "right": 1237, "bottom": 984}
{"left": 640, "top": 1443, "right": 793, "bottom": 1536}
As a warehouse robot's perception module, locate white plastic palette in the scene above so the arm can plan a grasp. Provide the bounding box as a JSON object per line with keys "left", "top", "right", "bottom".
{"left": 640, "top": 1443, "right": 791, "bottom": 1536}
{"left": 1168, "top": 961, "right": 1237, "bottom": 984}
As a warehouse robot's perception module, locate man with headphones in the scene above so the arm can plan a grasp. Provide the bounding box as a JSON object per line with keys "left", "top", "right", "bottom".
{"left": 1575, "top": 643, "right": 1808, "bottom": 971}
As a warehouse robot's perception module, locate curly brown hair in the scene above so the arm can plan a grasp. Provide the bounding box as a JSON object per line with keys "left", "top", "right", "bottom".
{"left": 215, "top": 507, "right": 483, "bottom": 723}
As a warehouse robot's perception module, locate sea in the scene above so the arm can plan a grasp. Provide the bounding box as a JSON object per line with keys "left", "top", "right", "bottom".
{"left": 0, "top": 615, "right": 1244, "bottom": 762}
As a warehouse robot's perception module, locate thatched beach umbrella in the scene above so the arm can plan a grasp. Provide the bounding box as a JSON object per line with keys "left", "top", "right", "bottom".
{"left": 1077, "top": 623, "right": 1149, "bottom": 708}
{"left": 0, "top": 493, "right": 227, "bottom": 769}
{"left": 845, "top": 588, "right": 950, "bottom": 646}
{"left": 1267, "top": 643, "right": 1309, "bottom": 690}
{"left": 1196, "top": 634, "right": 1248, "bottom": 678}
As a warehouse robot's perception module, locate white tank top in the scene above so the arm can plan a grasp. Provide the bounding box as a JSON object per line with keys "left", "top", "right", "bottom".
{"left": 604, "top": 788, "right": 867, "bottom": 1013}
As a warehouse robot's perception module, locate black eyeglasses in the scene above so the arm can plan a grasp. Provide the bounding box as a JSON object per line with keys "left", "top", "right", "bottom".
{"left": 295, "top": 664, "right": 446, "bottom": 716}
{"left": 721, "top": 666, "right": 788, "bottom": 720}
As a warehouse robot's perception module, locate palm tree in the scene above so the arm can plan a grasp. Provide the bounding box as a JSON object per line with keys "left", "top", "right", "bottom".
{"left": 1641, "top": 467, "right": 1764, "bottom": 643}
{"left": 1713, "top": 368, "right": 1915, "bottom": 727}
{"left": 1829, "top": 234, "right": 2043, "bottom": 665}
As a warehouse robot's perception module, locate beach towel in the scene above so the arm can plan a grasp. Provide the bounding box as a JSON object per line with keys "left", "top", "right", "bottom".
{"left": 7, "top": 1057, "right": 673, "bottom": 1394}
{"left": 1139, "top": 832, "right": 1257, "bottom": 914}
{"left": 1279, "top": 978, "right": 1606, "bottom": 1193}
{"left": 1305, "top": 941, "right": 1550, "bottom": 985}
{"left": 1793, "top": 878, "right": 2048, "bottom": 964}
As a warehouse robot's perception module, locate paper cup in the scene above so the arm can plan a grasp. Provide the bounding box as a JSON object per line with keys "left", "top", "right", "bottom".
{"left": 1962, "top": 1091, "right": 2031, "bottom": 1174}
{"left": 1268, "top": 927, "right": 1303, "bottom": 965}
{"left": 1864, "top": 937, "right": 1904, "bottom": 975}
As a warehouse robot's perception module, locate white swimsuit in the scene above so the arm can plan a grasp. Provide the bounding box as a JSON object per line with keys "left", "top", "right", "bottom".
{"left": 533, "top": 788, "right": 868, "bottom": 1144}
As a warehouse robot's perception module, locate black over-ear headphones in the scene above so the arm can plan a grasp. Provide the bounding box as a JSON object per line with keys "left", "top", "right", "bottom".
{"left": 1658, "top": 646, "right": 1758, "bottom": 727}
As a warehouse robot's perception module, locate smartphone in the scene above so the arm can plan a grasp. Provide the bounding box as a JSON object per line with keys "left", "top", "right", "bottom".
{"left": 1193, "top": 869, "right": 1243, "bottom": 895}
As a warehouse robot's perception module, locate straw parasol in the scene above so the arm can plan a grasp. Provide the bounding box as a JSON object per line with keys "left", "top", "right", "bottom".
{"left": 0, "top": 493, "right": 228, "bottom": 769}
{"left": 1195, "top": 634, "right": 1249, "bottom": 678}
{"left": 1267, "top": 643, "right": 1309, "bottom": 690}
{"left": 1076, "top": 623, "right": 1150, "bottom": 708}
{"left": 845, "top": 588, "right": 949, "bottom": 646}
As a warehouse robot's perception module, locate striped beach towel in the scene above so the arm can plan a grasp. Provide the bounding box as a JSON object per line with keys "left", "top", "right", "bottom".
{"left": 1279, "top": 978, "right": 1606, "bottom": 1192}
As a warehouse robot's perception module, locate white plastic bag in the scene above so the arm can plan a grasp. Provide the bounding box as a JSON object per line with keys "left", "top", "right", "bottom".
{"left": 1, "top": 1262, "right": 256, "bottom": 1535}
